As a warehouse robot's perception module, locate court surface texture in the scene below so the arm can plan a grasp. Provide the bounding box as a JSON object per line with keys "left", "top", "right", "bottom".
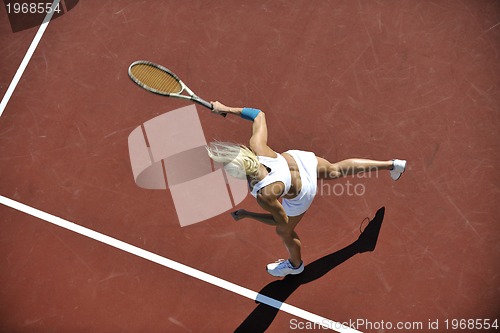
{"left": 1, "top": 1, "right": 499, "bottom": 332}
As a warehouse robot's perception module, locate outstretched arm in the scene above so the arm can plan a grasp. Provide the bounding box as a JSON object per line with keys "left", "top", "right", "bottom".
{"left": 211, "top": 101, "right": 244, "bottom": 117}
{"left": 211, "top": 101, "right": 273, "bottom": 157}
{"left": 256, "top": 193, "right": 289, "bottom": 226}
{"left": 231, "top": 210, "right": 278, "bottom": 226}
{"left": 231, "top": 182, "right": 289, "bottom": 226}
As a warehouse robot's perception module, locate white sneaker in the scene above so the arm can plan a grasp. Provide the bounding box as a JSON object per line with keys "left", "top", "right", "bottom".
{"left": 266, "top": 259, "right": 304, "bottom": 277}
{"left": 390, "top": 159, "right": 407, "bottom": 181}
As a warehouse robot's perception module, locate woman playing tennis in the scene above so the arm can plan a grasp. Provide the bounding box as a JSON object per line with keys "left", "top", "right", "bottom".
{"left": 206, "top": 102, "right": 406, "bottom": 277}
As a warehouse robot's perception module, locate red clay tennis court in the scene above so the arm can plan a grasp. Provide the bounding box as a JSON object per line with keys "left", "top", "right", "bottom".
{"left": 1, "top": 1, "right": 499, "bottom": 332}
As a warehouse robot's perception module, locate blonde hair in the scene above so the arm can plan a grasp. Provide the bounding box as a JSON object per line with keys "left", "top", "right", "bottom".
{"left": 206, "top": 141, "right": 259, "bottom": 179}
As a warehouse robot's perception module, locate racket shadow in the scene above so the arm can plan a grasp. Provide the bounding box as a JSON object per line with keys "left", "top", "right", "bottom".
{"left": 234, "top": 207, "right": 386, "bottom": 333}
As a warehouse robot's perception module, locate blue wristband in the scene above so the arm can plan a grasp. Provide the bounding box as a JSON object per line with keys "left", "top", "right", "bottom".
{"left": 241, "top": 107, "right": 261, "bottom": 121}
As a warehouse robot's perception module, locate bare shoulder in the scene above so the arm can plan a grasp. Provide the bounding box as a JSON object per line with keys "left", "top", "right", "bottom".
{"left": 257, "top": 182, "right": 285, "bottom": 201}
{"left": 256, "top": 192, "right": 278, "bottom": 210}
{"left": 251, "top": 145, "right": 276, "bottom": 158}
{"left": 256, "top": 188, "right": 288, "bottom": 224}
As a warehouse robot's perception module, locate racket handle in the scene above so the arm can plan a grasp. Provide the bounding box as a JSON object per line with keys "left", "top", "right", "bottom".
{"left": 196, "top": 98, "right": 227, "bottom": 117}
{"left": 196, "top": 98, "right": 214, "bottom": 110}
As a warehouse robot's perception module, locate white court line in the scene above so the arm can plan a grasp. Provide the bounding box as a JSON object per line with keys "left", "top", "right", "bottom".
{"left": 0, "top": 1, "right": 361, "bottom": 331}
{"left": 0, "top": 195, "right": 362, "bottom": 333}
{"left": 0, "top": 0, "right": 61, "bottom": 117}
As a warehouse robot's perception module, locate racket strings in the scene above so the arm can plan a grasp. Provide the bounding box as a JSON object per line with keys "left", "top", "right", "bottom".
{"left": 130, "top": 64, "right": 182, "bottom": 94}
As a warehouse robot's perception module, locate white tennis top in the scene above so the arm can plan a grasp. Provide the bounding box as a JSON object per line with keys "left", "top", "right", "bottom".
{"left": 250, "top": 153, "right": 292, "bottom": 198}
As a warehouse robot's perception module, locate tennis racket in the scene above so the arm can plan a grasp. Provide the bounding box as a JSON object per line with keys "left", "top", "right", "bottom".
{"left": 128, "top": 61, "right": 223, "bottom": 115}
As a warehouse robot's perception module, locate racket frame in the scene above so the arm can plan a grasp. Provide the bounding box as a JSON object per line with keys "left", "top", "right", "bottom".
{"left": 128, "top": 60, "right": 213, "bottom": 110}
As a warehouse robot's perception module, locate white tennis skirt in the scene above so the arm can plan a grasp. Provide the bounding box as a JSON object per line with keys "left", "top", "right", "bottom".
{"left": 282, "top": 150, "right": 318, "bottom": 216}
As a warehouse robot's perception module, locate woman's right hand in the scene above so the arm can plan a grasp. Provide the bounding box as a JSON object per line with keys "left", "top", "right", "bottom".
{"left": 211, "top": 101, "right": 229, "bottom": 115}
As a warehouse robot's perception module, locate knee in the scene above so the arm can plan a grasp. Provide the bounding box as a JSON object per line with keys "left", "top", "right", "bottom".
{"left": 275, "top": 226, "right": 292, "bottom": 238}
{"left": 327, "top": 164, "right": 342, "bottom": 179}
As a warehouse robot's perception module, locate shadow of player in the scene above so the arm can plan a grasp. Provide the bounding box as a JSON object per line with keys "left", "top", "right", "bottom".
{"left": 235, "top": 206, "right": 386, "bottom": 333}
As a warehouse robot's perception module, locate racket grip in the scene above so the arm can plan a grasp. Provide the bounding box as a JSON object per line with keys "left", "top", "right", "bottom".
{"left": 195, "top": 98, "right": 226, "bottom": 117}
{"left": 198, "top": 99, "right": 213, "bottom": 110}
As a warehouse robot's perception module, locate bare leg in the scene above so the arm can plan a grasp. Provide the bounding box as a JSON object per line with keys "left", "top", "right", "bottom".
{"left": 275, "top": 214, "right": 305, "bottom": 268}
{"left": 277, "top": 229, "right": 302, "bottom": 268}
{"left": 234, "top": 210, "right": 305, "bottom": 268}
{"left": 317, "top": 157, "right": 393, "bottom": 179}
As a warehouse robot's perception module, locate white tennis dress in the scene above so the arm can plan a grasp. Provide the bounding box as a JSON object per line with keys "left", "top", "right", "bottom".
{"left": 250, "top": 150, "right": 318, "bottom": 216}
